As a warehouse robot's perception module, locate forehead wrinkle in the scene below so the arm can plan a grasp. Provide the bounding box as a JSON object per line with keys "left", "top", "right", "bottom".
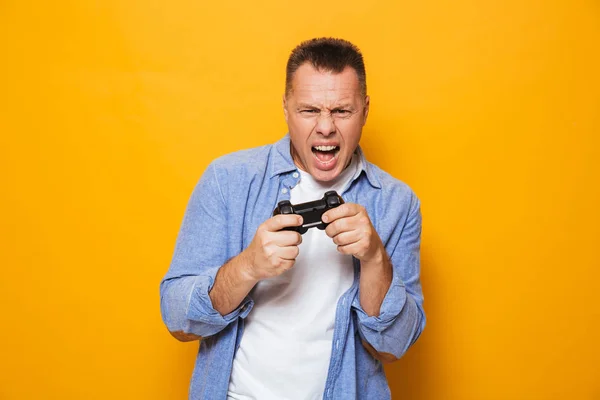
{"left": 289, "top": 64, "right": 362, "bottom": 108}
{"left": 292, "top": 88, "right": 356, "bottom": 107}
{"left": 296, "top": 99, "right": 355, "bottom": 111}
{"left": 294, "top": 79, "right": 357, "bottom": 93}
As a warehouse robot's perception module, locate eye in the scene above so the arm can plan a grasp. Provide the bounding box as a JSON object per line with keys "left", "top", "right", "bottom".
{"left": 332, "top": 109, "right": 351, "bottom": 115}
{"left": 300, "top": 109, "right": 319, "bottom": 115}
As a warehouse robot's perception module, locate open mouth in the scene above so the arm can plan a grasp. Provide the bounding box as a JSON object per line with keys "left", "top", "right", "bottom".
{"left": 311, "top": 145, "right": 340, "bottom": 164}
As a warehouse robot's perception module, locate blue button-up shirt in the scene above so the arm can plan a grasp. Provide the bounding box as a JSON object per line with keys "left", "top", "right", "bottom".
{"left": 160, "top": 134, "right": 425, "bottom": 399}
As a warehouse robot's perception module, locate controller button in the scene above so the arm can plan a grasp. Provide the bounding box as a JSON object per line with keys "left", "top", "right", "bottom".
{"left": 327, "top": 197, "right": 340, "bottom": 207}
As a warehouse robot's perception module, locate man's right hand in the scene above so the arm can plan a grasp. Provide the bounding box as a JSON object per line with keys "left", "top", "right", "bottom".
{"left": 207, "top": 214, "right": 303, "bottom": 318}
{"left": 242, "top": 214, "right": 303, "bottom": 281}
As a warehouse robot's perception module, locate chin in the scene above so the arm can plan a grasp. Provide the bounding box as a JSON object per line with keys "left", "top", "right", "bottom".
{"left": 311, "top": 168, "right": 341, "bottom": 183}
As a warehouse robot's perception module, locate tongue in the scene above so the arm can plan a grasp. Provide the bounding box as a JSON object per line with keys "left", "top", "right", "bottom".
{"left": 315, "top": 150, "right": 335, "bottom": 163}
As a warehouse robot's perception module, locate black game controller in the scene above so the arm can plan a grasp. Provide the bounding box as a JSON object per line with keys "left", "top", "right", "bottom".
{"left": 272, "top": 190, "right": 345, "bottom": 234}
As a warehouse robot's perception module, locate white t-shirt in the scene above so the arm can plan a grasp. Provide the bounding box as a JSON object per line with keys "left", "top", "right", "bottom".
{"left": 227, "top": 154, "right": 360, "bottom": 400}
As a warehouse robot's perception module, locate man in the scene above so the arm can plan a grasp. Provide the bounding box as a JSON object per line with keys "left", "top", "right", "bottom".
{"left": 160, "top": 37, "right": 425, "bottom": 399}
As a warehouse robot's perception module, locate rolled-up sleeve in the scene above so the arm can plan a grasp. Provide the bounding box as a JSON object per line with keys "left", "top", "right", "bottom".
{"left": 352, "top": 194, "right": 425, "bottom": 359}
{"left": 160, "top": 163, "right": 253, "bottom": 338}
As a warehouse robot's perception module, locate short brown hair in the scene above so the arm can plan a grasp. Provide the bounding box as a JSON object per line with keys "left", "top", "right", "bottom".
{"left": 285, "top": 37, "right": 367, "bottom": 97}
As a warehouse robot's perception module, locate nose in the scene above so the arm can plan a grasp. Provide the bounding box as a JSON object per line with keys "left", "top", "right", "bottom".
{"left": 315, "top": 113, "right": 336, "bottom": 136}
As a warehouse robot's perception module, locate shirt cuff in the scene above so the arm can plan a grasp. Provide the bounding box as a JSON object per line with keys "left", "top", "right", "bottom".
{"left": 186, "top": 266, "right": 254, "bottom": 327}
{"left": 352, "top": 272, "right": 407, "bottom": 333}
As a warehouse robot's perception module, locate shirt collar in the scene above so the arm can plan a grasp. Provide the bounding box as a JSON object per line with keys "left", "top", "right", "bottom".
{"left": 270, "top": 134, "right": 381, "bottom": 189}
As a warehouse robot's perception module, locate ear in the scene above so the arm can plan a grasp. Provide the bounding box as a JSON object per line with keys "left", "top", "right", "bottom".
{"left": 282, "top": 94, "right": 289, "bottom": 123}
{"left": 362, "top": 95, "right": 370, "bottom": 126}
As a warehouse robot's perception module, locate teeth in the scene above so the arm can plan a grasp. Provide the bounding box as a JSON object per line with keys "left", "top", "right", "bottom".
{"left": 314, "top": 145, "right": 337, "bottom": 151}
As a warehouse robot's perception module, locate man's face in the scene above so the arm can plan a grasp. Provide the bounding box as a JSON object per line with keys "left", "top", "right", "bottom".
{"left": 283, "top": 63, "right": 369, "bottom": 182}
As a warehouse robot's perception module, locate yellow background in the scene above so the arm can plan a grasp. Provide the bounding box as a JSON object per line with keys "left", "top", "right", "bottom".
{"left": 1, "top": 1, "right": 599, "bottom": 399}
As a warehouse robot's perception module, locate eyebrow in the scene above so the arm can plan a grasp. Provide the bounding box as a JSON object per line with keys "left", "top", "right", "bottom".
{"left": 331, "top": 104, "right": 354, "bottom": 110}
{"left": 296, "top": 103, "right": 354, "bottom": 109}
{"left": 296, "top": 103, "right": 321, "bottom": 109}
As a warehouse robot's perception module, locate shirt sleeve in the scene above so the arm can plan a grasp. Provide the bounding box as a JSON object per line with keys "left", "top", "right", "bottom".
{"left": 160, "top": 163, "right": 254, "bottom": 338}
{"left": 352, "top": 193, "right": 425, "bottom": 359}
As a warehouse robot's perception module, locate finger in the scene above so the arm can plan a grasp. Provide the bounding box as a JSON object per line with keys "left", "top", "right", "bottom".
{"left": 267, "top": 255, "right": 295, "bottom": 271}
{"left": 330, "top": 230, "right": 361, "bottom": 247}
{"left": 273, "top": 231, "right": 302, "bottom": 246}
{"left": 325, "top": 213, "right": 361, "bottom": 237}
{"left": 278, "top": 245, "right": 300, "bottom": 260}
{"left": 322, "top": 203, "right": 362, "bottom": 224}
{"left": 336, "top": 242, "right": 362, "bottom": 256}
{"left": 277, "top": 259, "right": 295, "bottom": 272}
{"left": 264, "top": 214, "right": 303, "bottom": 232}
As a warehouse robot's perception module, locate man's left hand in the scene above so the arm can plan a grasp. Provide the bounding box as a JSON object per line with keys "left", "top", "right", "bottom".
{"left": 322, "top": 203, "right": 385, "bottom": 263}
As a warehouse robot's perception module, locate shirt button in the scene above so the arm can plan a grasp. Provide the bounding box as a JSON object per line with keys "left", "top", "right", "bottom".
{"left": 281, "top": 188, "right": 288, "bottom": 194}
{"left": 292, "top": 172, "right": 299, "bottom": 178}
